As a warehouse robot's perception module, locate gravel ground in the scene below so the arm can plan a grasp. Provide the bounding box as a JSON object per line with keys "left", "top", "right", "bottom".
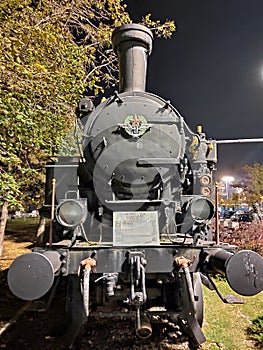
{"left": 0, "top": 288, "right": 192, "bottom": 350}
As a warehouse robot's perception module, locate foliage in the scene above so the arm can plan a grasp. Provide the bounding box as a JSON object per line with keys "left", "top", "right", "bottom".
{"left": 247, "top": 315, "right": 263, "bottom": 346}
{"left": 233, "top": 163, "right": 263, "bottom": 205}
{"left": 0, "top": 0, "right": 175, "bottom": 210}
{"left": 219, "top": 221, "right": 263, "bottom": 256}
{"left": 141, "top": 14, "right": 176, "bottom": 38}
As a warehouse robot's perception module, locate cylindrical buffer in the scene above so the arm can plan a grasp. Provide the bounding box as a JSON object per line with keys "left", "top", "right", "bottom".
{"left": 8, "top": 251, "right": 61, "bottom": 300}
{"left": 206, "top": 249, "right": 263, "bottom": 296}
{"left": 225, "top": 250, "right": 263, "bottom": 296}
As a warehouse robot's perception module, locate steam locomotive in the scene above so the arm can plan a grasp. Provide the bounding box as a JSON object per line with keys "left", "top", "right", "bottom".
{"left": 7, "top": 24, "right": 263, "bottom": 347}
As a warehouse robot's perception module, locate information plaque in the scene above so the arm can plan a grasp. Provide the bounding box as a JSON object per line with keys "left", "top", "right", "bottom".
{"left": 113, "top": 211, "right": 160, "bottom": 246}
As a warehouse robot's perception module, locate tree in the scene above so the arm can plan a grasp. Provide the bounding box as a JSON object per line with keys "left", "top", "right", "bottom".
{"left": 243, "top": 164, "right": 263, "bottom": 204}
{"left": 0, "top": 0, "right": 175, "bottom": 212}
{"left": 0, "top": 201, "right": 8, "bottom": 257}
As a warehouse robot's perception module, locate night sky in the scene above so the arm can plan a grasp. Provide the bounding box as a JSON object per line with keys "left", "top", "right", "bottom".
{"left": 126, "top": 0, "right": 263, "bottom": 180}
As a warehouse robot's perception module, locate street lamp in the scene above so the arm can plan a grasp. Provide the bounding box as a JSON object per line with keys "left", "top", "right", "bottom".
{"left": 222, "top": 176, "right": 234, "bottom": 200}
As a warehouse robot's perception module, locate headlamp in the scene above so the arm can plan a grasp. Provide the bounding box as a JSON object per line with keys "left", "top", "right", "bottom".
{"left": 187, "top": 197, "right": 214, "bottom": 224}
{"left": 56, "top": 199, "right": 87, "bottom": 227}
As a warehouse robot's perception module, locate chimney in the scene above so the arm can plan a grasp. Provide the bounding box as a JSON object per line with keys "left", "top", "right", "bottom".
{"left": 112, "top": 24, "right": 153, "bottom": 93}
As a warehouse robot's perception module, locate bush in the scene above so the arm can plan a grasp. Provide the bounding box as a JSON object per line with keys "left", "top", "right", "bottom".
{"left": 247, "top": 315, "right": 263, "bottom": 346}
{"left": 215, "top": 221, "right": 263, "bottom": 256}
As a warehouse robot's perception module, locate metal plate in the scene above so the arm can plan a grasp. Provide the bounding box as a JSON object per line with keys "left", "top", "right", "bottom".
{"left": 113, "top": 211, "right": 160, "bottom": 246}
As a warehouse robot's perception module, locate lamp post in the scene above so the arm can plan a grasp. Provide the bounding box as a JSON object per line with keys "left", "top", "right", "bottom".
{"left": 222, "top": 176, "right": 234, "bottom": 200}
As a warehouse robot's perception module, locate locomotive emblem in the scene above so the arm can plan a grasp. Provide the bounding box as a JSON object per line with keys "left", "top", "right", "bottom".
{"left": 118, "top": 114, "right": 152, "bottom": 137}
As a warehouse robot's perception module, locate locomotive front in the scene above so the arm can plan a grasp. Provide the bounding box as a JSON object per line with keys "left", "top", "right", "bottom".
{"left": 77, "top": 23, "right": 216, "bottom": 245}
{"left": 7, "top": 24, "right": 263, "bottom": 348}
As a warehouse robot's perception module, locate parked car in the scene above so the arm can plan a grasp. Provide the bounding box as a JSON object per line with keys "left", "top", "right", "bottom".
{"left": 25, "top": 210, "right": 39, "bottom": 218}
{"left": 222, "top": 210, "right": 235, "bottom": 219}
{"left": 230, "top": 212, "right": 254, "bottom": 223}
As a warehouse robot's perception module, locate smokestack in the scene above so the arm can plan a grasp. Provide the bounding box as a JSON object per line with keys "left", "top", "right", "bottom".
{"left": 112, "top": 24, "right": 153, "bottom": 93}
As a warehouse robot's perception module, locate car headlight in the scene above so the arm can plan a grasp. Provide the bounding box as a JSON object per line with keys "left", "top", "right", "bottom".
{"left": 56, "top": 199, "right": 87, "bottom": 227}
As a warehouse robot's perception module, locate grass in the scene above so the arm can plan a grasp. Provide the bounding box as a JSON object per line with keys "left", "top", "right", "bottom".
{"left": 202, "top": 278, "right": 263, "bottom": 349}
{"left": 1, "top": 218, "right": 39, "bottom": 271}
{"left": 6, "top": 217, "right": 40, "bottom": 233}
